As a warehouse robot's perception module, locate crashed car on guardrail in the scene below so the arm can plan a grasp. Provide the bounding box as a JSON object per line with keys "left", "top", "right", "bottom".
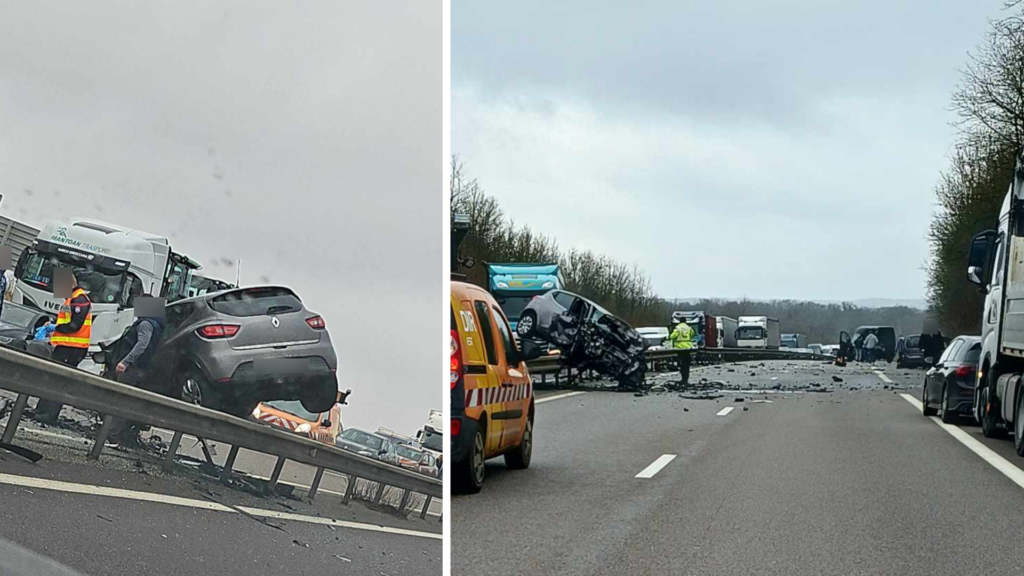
{"left": 516, "top": 289, "right": 648, "bottom": 389}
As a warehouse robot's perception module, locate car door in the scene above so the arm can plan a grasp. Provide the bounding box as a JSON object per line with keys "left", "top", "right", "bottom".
{"left": 929, "top": 339, "right": 962, "bottom": 403}
{"left": 491, "top": 304, "right": 531, "bottom": 450}
{"left": 470, "top": 299, "right": 505, "bottom": 456}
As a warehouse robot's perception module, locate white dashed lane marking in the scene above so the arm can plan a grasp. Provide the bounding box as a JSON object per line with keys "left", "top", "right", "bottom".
{"left": 635, "top": 454, "right": 677, "bottom": 479}
{"left": 716, "top": 407, "right": 735, "bottom": 417}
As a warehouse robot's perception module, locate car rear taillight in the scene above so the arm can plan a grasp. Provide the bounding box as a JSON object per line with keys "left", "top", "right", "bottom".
{"left": 451, "top": 418, "right": 461, "bottom": 436}
{"left": 450, "top": 329, "right": 463, "bottom": 390}
{"left": 306, "top": 316, "right": 326, "bottom": 329}
{"left": 197, "top": 324, "right": 240, "bottom": 338}
{"left": 956, "top": 366, "right": 976, "bottom": 378}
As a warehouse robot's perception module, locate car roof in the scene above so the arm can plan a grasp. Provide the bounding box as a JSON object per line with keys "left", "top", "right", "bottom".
{"left": 451, "top": 280, "right": 497, "bottom": 304}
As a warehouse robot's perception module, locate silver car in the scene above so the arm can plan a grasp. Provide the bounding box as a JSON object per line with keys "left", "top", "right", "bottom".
{"left": 336, "top": 428, "right": 400, "bottom": 465}
{"left": 145, "top": 286, "right": 340, "bottom": 417}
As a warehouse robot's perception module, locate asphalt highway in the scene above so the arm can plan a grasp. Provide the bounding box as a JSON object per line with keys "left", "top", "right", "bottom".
{"left": 453, "top": 359, "right": 1024, "bottom": 576}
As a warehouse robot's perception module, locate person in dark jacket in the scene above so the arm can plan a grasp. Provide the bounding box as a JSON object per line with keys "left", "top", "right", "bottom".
{"left": 35, "top": 271, "right": 92, "bottom": 424}
{"left": 107, "top": 300, "right": 166, "bottom": 447}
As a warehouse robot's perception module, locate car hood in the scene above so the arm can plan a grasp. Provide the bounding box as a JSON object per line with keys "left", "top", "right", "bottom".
{"left": 336, "top": 439, "right": 376, "bottom": 455}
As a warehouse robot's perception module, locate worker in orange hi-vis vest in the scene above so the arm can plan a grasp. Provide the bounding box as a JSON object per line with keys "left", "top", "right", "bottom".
{"left": 35, "top": 270, "right": 92, "bottom": 425}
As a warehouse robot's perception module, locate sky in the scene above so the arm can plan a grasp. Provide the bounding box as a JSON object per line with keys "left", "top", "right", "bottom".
{"left": 453, "top": 0, "right": 1010, "bottom": 303}
{"left": 0, "top": 1, "right": 441, "bottom": 435}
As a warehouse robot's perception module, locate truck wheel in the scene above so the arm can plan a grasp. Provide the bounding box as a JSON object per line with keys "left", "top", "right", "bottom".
{"left": 1015, "top": 395, "right": 1024, "bottom": 457}
{"left": 940, "top": 385, "right": 957, "bottom": 424}
{"left": 981, "top": 385, "right": 1006, "bottom": 439}
{"left": 504, "top": 418, "right": 532, "bottom": 470}
{"left": 454, "top": 427, "right": 485, "bottom": 494}
{"left": 922, "top": 385, "right": 937, "bottom": 416}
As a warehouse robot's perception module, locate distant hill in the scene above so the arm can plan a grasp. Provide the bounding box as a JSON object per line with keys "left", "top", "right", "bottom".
{"left": 669, "top": 297, "right": 928, "bottom": 310}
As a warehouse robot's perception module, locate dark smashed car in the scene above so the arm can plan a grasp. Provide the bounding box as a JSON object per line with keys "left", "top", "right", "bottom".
{"left": 516, "top": 289, "right": 648, "bottom": 388}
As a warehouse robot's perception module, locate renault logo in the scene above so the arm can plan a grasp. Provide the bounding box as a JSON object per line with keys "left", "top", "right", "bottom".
{"left": 271, "top": 316, "right": 280, "bottom": 328}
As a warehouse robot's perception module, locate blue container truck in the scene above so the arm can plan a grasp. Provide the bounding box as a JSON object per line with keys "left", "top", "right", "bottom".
{"left": 485, "top": 263, "right": 564, "bottom": 330}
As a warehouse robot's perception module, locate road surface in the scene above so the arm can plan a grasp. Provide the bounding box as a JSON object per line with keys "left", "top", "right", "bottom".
{"left": 453, "top": 359, "right": 1024, "bottom": 575}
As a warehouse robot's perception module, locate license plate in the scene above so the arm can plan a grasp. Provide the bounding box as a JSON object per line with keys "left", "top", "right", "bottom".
{"left": 253, "top": 358, "right": 307, "bottom": 375}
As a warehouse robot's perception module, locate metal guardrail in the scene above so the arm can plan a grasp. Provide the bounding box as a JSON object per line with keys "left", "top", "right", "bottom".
{"left": 526, "top": 346, "right": 834, "bottom": 381}
{"left": 0, "top": 347, "right": 441, "bottom": 512}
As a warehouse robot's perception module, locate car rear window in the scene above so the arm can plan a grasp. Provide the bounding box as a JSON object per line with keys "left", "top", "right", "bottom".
{"left": 209, "top": 287, "right": 303, "bottom": 317}
{"left": 964, "top": 343, "right": 982, "bottom": 363}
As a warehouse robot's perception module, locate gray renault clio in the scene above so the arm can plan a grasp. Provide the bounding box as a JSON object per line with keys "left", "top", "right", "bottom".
{"left": 145, "top": 286, "right": 340, "bottom": 417}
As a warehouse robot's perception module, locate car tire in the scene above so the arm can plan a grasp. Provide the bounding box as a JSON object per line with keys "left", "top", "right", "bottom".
{"left": 1015, "top": 394, "right": 1024, "bottom": 457}
{"left": 922, "top": 384, "right": 938, "bottom": 416}
{"left": 504, "top": 417, "right": 533, "bottom": 470}
{"left": 981, "top": 382, "right": 1006, "bottom": 439}
{"left": 300, "top": 381, "right": 337, "bottom": 414}
{"left": 454, "top": 426, "right": 485, "bottom": 494}
{"left": 517, "top": 312, "right": 537, "bottom": 338}
{"left": 940, "top": 384, "right": 957, "bottom": 424}
{"left": 180, "top": 367, "right": 217, "bottom": 409}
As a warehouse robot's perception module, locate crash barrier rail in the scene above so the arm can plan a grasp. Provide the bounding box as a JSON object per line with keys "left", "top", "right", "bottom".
{"left": 526, "top": 347, "right": 835, "bottom": 384}
{"left": 0, "top": 347, "right": 442, "bottom": 516}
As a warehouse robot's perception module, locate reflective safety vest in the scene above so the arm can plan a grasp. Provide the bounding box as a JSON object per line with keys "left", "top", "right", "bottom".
{"left": 51, "top": 288, "right": 92, "bottom": 349}
{"left": 670, "top": 322, "right": 696, "bottom": 350}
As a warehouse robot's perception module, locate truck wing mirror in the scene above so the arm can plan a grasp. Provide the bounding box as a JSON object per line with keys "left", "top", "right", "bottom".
{"left": 967, "top": 230, "right": 998, "bottom": 287}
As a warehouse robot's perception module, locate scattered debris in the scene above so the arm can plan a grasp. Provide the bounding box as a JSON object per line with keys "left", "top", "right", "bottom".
{"left": 734, "top": 397, "right": 745, "bottom": 402}
{"left": 743, "top": 407, "right": 749, "bottom": 411}
{"left": 831, "top": 376, "right": 843, "bottom": 382}
{"left": 97, "top": 514, "right": 114, "bottom": 523}
{"left": 333, "top": 554, "right": 352, "bottom": 562}
{"left": 292, "top": 539, "right": 310, "bottom": 549}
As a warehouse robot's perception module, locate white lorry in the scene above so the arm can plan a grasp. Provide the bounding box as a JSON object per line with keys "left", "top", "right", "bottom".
{"left": 13, "top": 217, "right": 202, "bottom": 354}
{"left": 736, "top": 316, "right": 781, "bottom": 349}
{"left": 415, "top": 409, "right": 443, "bottom": 459}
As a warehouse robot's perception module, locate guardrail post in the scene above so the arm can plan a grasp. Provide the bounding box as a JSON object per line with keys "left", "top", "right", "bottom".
{"left": 220, "top": 445, "right": 240, "bottom": 483}
{"left": 419, "top": 495, "right": 432, "bottom": 519}
{"left": 1, "top": 394, "right": 29, "bottom": 444}
{"left": 265, "top": 456, "right": 286, "bottom": 494}
{"left": 163, "top": 431, "right": 183, "bottom": 472}
{"left": 307, "top": 466, "right": 325, "bottom": 500}
{"left": 89, "top": 415, "right": 116, "bottom": 459}
{"left": 397, "top": 489, "right": 411, "bottom": 515}
{"left": 373, "top": 483, "right": 386, "bottom": 504}
{"left": 342, "top": 476, "right": 357, "bottom": 504}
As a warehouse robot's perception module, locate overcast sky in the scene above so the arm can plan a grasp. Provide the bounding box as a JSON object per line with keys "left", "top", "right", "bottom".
{"left": 0, "top": 1, "right": 440, "bottom": 434}
{"left": 453, "top": 0, "right": 1009, "bottom": 303}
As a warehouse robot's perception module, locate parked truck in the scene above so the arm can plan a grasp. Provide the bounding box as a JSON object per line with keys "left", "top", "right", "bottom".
{"left": 964, "top": 157, "right": 1024, "bottom": 449}
{"left": 671, "top": 311, "right": 718, "bottom": 348}
{"left": 415, "top": 409, "right": 443, "bottom": 459}
{"left": 717, "top": 316, "right": 738, "bottom": 348}
{"left": 485, "top": 262, "right": 564, "bottom": 331}
{"left": 736, "top": 316, "right": 781, "bottom": 349}
{"left": 13, "top": 217, "right": 202, "bottom": 354}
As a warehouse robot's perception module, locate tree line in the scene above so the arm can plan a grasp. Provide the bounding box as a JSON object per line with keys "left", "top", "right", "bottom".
{"left": 927, "top": 1, "right": 1024, "bottom": 335}
{"left": 451, "top": 157, "right": 925, "bottom": 341}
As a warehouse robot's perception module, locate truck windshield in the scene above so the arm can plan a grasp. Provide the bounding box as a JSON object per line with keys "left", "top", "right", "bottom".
{"left": 421, "top": 427, "right": 443, "bottom": 451}
{"left": 495, "top": 295, "right": 534, "bottom": 320}
{"left": 18, "top": 250, "right": 126, "bottom": 304}
{"left": 737, "top": 326, "right": 765, "bottom": 340}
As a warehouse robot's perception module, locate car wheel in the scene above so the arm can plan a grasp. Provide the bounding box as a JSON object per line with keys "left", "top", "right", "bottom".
{"left": 454, "top": 426, "right": 485, "bottom": 494}
{"left": 504, "top": 417, "right": 532, "bottom": 470}
{"left": 300, "top": 381, "right": 337, "bottom": 414}
{"left": 922, "top": 383, "right": 937, "bottom": 416}
{"left": 180, "top": 368, "right": 215, "bottom": 409}
{"left": 981, "top": 383, "right": 1006, "bottom": 439}
{"left": 1015, "top": 394, "right": 1024, "bottom": 457}
{"left": 517, "top": 312, "right": 536, "bottom": 338}
{"left": 940, "top": 384, "right": 957, "bottom": 424}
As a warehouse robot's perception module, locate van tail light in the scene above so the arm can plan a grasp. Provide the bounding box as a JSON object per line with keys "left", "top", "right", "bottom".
{"left": 956, "top": 366, "right": 976, "bottom": 378}
{"left": 451, "top": 418, "right": 461, "bottom": 436}
{"left": 306, "top": 316, "right": 326, "bottom": 329}
{"left": 197, "top": 324, "right": 240, "bottom": 339}
{"left": 450, "top": 329, "right": 463, "bottom": 390}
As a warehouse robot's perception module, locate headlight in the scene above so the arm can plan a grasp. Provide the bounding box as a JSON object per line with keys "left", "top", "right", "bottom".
{"left": 542, "top": 281, "right": 554, "bottom": 288}
{"left": 0, "top": 337, "right": 12, "bottom": 345}
{"left": 295, "top": 423, "right": 312, "bottom": 433}
{"left": 251, "top": 406, "right": 261, "bottom": 418}
{"left": 358, "top": 450, "right": 374, "bottom": 457}
{"left": 496, "top": 281, "right": 509, "bottom": 288}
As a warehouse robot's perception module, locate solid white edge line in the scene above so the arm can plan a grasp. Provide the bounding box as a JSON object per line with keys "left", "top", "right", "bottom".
{"left": 0, "top": 472, "right": 442, "bottom": 540}
{"left": 899, "top": 393, "right": 1024, "bottom": 490}
{"left": 635, "top": 454, "right": 677, "bottom": 479}
{"left": 536, "top": 391, "right": 587, "bottom": 404}
{"left": 716, "top": 407, "right": 734, "bottom": 416}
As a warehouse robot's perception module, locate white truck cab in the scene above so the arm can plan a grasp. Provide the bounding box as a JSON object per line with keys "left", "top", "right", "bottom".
{"left": 416, "top": 409, "right": 443, "bottom": 459}
{"left": 13, "top": 217, "right": 201, "bottom": 355}
{"left": 967, "top": 157, "right": 1024, "bottom": 449}
{"left": 736, "top": 316, "right": 781, "bottom": 349}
